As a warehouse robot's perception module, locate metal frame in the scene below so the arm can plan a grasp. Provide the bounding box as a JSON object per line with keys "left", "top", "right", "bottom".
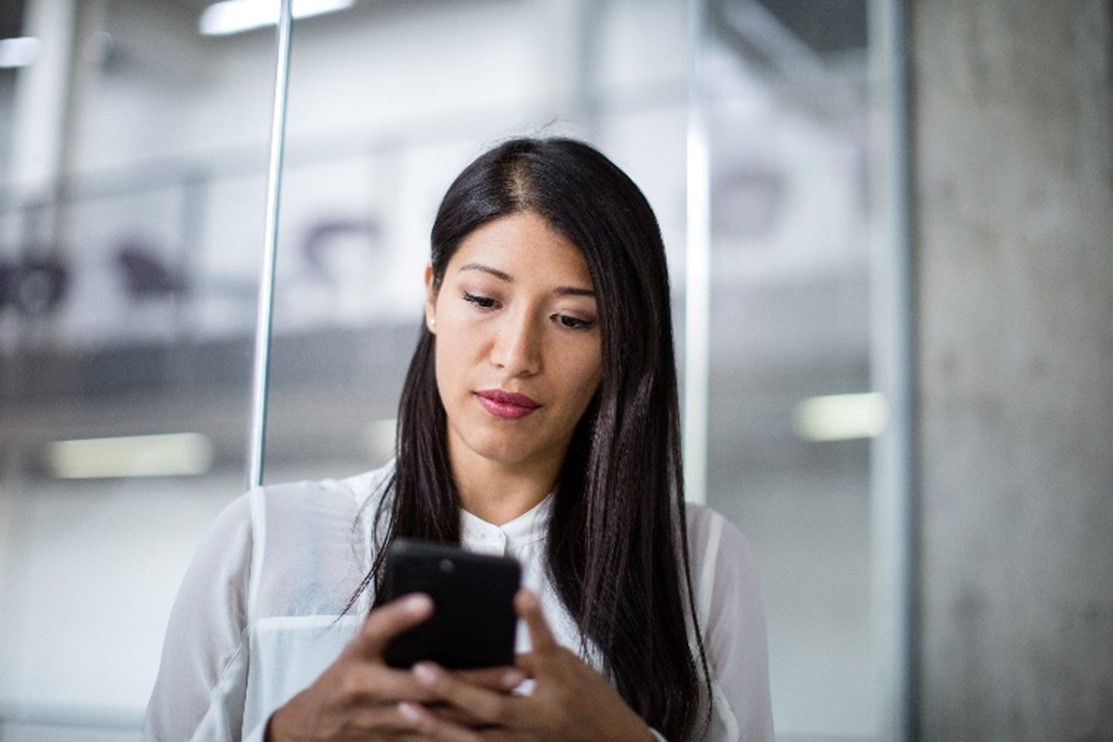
{"left": 870, "top": 0, "right": 917, "bottom": 739}
{"left": 684, "top": 0, "right": 712, "bottom": 506}
{"left": 246, "top": 0, "right": 294, "bottom": 489}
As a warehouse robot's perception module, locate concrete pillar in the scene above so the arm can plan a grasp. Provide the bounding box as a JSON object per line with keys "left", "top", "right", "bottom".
{"left": 910, "top": 1, "right": 1113, "bottom": 740}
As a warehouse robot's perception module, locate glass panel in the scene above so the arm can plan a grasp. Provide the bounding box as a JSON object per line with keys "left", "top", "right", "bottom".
{"left": 703, "top": 1, "right": 876, "bottom": 739}
{"left": 262, "top": 0, "right": 694, "bottom": 486}
{"left": 0, "top": 0, "right": 274, "bottom": 738}
{"left": 1, "top": 1, "right": 882, "bottom": 740}
{"left": 263, "top": 1, "right": 878, "bottom": 740}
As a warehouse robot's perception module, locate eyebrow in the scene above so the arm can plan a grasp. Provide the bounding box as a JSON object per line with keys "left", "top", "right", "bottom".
{"left": 459, "top": 262, "right": 512, "bottom": 281}
{"left": 458, "top": 262, "right": 595, "bottom": 297}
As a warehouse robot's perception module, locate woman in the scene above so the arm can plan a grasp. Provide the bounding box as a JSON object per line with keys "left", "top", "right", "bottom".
{"left": 145, "top": 138, "right": 773, "bottom": 741}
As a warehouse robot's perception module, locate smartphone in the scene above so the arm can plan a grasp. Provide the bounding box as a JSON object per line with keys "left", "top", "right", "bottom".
{"left": 381, "top": 538, "right": 521, "bottom": 669}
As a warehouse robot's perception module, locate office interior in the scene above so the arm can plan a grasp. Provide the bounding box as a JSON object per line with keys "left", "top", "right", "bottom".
{"left": 2, "top": 1, "right": 1110, "bottom": 741}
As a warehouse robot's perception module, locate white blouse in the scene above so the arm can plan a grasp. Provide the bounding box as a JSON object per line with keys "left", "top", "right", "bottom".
{"left": 144, "top": 462, "right": 773, "bottom": 742}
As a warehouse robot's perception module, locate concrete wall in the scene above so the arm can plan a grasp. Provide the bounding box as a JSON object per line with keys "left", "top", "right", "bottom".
{"left": 911, "top": 1, "right": 1113, "bottom": 739}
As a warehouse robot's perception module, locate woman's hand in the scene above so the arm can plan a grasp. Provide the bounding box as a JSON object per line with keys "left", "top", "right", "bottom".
{"left": 266, "top": 594, "right": 521, "bottom": 741}
{"left": 397, "top": 590, "right": 655, "bottom": 742}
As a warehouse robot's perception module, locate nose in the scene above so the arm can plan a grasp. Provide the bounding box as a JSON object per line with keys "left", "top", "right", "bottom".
{"left": 492, "top": 309, "right": 542, "bottom": 377}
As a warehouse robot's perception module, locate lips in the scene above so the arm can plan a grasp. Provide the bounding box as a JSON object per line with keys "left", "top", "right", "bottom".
{"left": 475, "top": 389, "right": 540, "bottom": 420}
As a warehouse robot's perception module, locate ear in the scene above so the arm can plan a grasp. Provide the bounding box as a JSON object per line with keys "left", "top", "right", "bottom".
{"left": 423, "top": 263, "right": 437, "bottom": 334}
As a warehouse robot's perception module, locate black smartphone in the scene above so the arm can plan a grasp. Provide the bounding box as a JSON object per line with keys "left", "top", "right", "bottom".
{"left": 381, "top": 538, "right": 522, "bottom": 669}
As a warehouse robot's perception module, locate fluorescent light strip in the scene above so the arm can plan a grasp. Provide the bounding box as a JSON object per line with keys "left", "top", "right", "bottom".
{"left": 792, "top": 392, "right": 890, "bottom": 442}
{"left": 0, "top": 37, "right": 42, "bottom": 69}
{"left": 46, "top": 433, "right": 215, "bottom": 479}
{"left": 200, "top": 0, "right": 355, "bottom": 37}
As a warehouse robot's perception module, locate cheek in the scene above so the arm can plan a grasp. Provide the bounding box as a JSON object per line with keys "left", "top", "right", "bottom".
{"left": 433, "top": 324, "right": 478, "bottom": 397}
{"left": 432, "top": 334, "right": 457, "bottom": 399}
{"left": 564, "top": 351, "right": 602, "bottom": 409}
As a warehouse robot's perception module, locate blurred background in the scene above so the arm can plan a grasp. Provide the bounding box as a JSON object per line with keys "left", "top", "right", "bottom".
{"left": 1, "top": 1, "right": 1109, "bottom": 741}
{"left": 0, "top": 1, "right": 874, "bottom": 738}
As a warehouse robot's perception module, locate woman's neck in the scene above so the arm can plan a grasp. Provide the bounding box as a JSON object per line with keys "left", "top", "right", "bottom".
{"left": 451, "top": 454, "right": 559, "bottom": 526}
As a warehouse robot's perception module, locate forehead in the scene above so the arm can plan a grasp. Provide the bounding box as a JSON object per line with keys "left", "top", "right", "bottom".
{"left": 450, "top": 212, "right": 592, "bottom": 285}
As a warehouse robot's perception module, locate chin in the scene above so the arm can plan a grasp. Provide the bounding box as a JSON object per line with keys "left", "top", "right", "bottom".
{"left": 468, "top": 434, "right": 553, "bottom": 469}
{"left": 471, "top": 440, "right": 536, "bottom": 466}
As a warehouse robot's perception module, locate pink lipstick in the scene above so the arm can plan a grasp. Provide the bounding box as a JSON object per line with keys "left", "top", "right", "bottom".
{"left": 475, "top": 389, "right": 540, "bottom": 420}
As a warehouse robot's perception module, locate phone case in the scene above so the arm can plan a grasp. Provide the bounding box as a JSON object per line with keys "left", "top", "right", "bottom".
{"left": 382, "top": 538, "right": 522, "bottom": 669}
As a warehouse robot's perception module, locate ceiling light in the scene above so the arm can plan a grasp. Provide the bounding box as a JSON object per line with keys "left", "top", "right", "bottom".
{"left": 792, "top": 392, "right": 889, "bottom": 442}
{"left": 45, "top": 433, "right": 215, "bottom": 479}
{"left": 0, "top": 37, "right": 42, "bottom": 69}
{"left": 199, "top": 0, "right": 356, "bottom": 37}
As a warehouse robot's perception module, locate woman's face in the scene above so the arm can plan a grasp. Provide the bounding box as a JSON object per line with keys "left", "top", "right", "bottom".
{"left": 425, "top": 211, "right": 602, "bottom": 481}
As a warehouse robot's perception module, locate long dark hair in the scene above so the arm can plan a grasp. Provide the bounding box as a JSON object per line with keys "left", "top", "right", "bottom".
{"left": 358, "top": 137, "right": 710, "bottom": 739}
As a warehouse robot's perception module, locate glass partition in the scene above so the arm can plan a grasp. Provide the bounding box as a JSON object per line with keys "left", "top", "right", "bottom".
{"left": 0, "top": 1, "right": 882, "bottom": 740}
{"left": 262, "top": 0, "right": 694, "bottom": 487}
{"left": 263, "top": 2, "right": 877, "bottom": 741}
{"left": 0, "top": 0, "right": 274, "bottom": 737}
{"left": 702, "top": 4, "right": 876, "bottom": 740}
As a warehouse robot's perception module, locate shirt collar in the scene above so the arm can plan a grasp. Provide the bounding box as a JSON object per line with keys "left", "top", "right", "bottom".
{"left": 460, "top": 492, "right": 553, "bottom": 556}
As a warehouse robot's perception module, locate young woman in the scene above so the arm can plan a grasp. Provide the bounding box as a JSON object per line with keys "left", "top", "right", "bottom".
{"left": 145, "top": 138, "right": 773, "bottom": 741}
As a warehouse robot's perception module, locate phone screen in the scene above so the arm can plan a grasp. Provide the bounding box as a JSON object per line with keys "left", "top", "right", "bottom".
{"left": 381, "top": 539, "right": 521, "bottom": 669}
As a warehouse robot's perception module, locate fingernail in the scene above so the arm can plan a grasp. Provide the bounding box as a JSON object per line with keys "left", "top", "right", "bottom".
{"left": 397, "top": 701, "right": 422, "bottom": 723}
{"left": 501, "top": 669, "right": 526, "bottom": 688}
{"left": 403, "top": 593, "right": 433, "bottom": 614}
{"left": 413, "top": 661, "right": 438, "bottom": 685}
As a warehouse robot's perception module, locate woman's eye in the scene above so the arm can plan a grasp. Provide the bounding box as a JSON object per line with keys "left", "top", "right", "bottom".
{"left": 463, "top": 292, "right": 497, "bottom": 309}
{"left": 556, "top": 314, "right": 596, "bottom": 330}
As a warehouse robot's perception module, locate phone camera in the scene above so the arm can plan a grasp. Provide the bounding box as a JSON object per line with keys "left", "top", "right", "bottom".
{"left": 438, "top": 558, "right": 454, "bottom": 573}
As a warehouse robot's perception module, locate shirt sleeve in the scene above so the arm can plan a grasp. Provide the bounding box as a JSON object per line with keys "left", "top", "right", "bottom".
{"left": 143, "top": 493, "right": 254, "bottom": 742}
{"left": 688, "top": 506, "right": 775, "bottom": 742}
